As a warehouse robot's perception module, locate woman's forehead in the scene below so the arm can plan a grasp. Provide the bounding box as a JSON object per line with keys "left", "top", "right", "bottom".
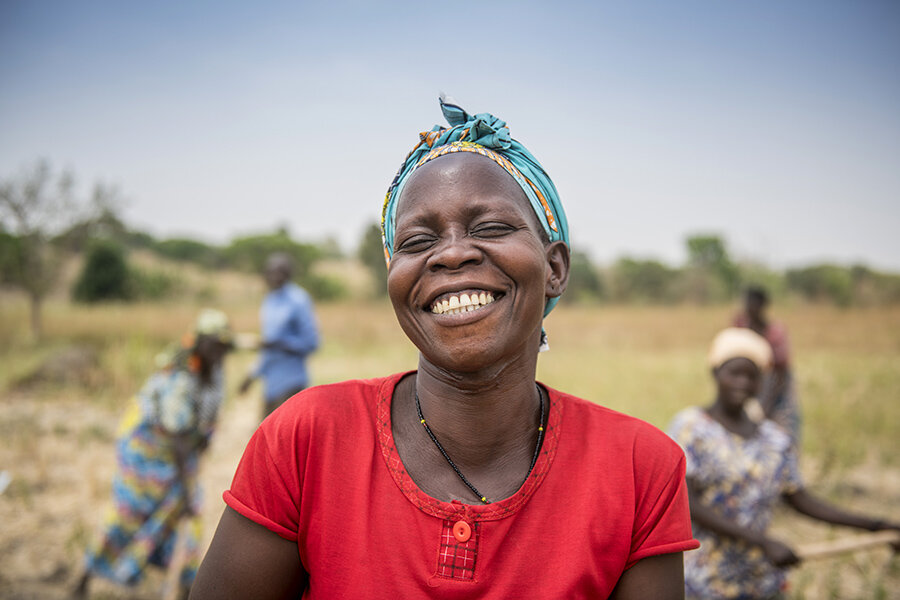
{"left": 396, "top": 153, "right": 531, "bottom": 218}
{"left": 719, "top": 356, "right": 759, "bottom": 373}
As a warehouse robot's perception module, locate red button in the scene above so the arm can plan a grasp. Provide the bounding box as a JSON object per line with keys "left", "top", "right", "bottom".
{"left": 452, "top": 520, "right": 471, "bottom": 543}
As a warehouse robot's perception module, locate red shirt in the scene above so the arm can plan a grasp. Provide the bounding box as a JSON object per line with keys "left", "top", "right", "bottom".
{"left": 225, "top": 373, "right": 698, "bottom": 599}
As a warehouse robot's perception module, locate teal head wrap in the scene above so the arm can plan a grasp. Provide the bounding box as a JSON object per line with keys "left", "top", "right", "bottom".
{"left": 381, "top": 97, "right": 570, "bottom": 317}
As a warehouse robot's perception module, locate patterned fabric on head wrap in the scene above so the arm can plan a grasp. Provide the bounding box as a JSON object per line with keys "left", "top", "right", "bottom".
{"left": 381, "top": 97, "right": 570, "bottom": 317}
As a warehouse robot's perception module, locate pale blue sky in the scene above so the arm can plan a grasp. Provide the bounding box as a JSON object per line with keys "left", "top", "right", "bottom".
{"left": 2, "top": 0, "right": 898, "bottom": 269}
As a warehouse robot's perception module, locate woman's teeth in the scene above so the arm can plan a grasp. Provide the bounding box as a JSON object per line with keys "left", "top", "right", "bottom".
{"left": 431, "top": 292, "right": 495, "bottom": 315}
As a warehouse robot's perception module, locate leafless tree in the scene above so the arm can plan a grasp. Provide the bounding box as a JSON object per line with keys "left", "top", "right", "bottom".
{"left": 0, "top": 160, "right": 76, "bottom": 340}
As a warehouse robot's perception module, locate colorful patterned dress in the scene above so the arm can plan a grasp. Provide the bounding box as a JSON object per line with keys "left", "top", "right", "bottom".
{"left": 668, "top": 407, "right": 803, "bottom": 600}
{"left": 84, "top": 363, "right": 224, "bottom": 588}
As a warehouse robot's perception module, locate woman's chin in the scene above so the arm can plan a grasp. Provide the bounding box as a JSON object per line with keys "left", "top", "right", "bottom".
{"left": 421, "top": 347, "right": 501, "bottom": 375}
{"left": 417, "top": 326, "right": 541, "bottom": 376}
{"left": 731, "top": 398, "right": 754, "bottom": 414}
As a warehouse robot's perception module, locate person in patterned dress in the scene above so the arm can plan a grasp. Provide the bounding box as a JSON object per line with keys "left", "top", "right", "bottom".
{"left": 74, "top": 309, "right": 233, "bottom": 600}
{"left": 668, "top": 327, "right": 899, "bottom": 600}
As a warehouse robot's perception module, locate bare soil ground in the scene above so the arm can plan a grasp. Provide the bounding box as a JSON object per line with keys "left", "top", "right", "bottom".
{"left": 0, "top": 390, "right": 259, "bottom": 600}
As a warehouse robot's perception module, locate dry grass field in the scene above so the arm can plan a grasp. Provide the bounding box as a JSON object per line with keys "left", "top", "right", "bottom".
{"left": 1, "top": 289, "right": 898, "bottom": 599}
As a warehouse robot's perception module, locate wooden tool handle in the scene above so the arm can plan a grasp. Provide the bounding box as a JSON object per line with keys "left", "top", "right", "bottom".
{"left": 795, "top": 530, "right": 900, "bottom": 560}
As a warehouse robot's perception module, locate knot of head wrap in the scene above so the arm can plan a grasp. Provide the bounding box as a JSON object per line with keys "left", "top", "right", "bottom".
{"left": 382, "top": 97, "right": 570, "bottom": 317}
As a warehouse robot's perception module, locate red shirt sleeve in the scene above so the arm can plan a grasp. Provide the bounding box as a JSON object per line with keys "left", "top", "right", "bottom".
{"left": 626, "top": 430, "right": 698, "bottom": 567}
{"left": 224, "top": 419, "right": 302, "bottom": 542}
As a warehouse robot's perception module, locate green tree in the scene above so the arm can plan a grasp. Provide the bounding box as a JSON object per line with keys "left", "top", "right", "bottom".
{"left": 221, "top": 230, "right": 346, "bottom": 300}
{"left": 357, "top": 222, "right": 388, "bottom": 297}
{"left": 128, "top": 265, "right": 180, "bottom": 301}
{"left": 734, "top": 262, "right": 785, "bottom": 301}
{"left": 848, "top": 264, "right": 900, "bottom": 306}
{"left": 223, "top": 231, "right": 320, "bottom": 277}
{"left": 153, "top": 237, "right": 223, "bottom": 267}
{"left": 563, "top": 250, "right": 604, "bottom": 303}
{"left": 610, "top": 257, "right": 678, "bottom": 303}
{"left": 684, "top": 234, "right": 739, "bottom": 303}
{"left": 72, "top": 239, "right": 132, "bottom": 302}
{"left": 123, "top": 229, "right": 158, "bottom": 250}
{"left": 786, "top": 264, "right": 853, "bottom": 307}
{"left": 302, "top": 273, "right": 348, "bottom": 302}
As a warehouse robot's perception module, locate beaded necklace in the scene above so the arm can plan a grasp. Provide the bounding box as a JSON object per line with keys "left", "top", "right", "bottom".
{"left": 415, "top": 384, "right": 545, "bottom": 505}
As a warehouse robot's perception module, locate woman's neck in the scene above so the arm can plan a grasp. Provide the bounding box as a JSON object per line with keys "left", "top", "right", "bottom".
{"left": 411, "top": 355, "right": 542, "bottom": 469}
{"left": 706, "top": 400, "right": 756, "bottom": 438}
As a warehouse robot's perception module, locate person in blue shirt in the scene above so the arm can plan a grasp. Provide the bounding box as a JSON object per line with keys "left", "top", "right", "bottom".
{"left": 239, "top": 252, "right": 320, "bottom": 420}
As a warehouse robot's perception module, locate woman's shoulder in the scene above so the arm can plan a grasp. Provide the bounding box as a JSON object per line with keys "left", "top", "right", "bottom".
{"left": 665, "top": 406, "right": 711, "bottom": 447}
{"left": 550, "top": 388, "right": 662, "bottom": 428}
{"left": 549, "top": 388, "right": 686, "bottom": 457}
{"left": 667, "top": 406, "right": 707, "bottom": 430}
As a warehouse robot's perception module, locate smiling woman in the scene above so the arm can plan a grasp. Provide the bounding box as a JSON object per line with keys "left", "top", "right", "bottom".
{"left": 190, "top": 99, "right": 699, "bottom": 600}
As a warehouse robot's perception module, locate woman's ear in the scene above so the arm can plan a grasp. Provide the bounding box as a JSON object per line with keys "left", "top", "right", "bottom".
{"left": 545, "top": 241, "right": 570, "bottom": 299}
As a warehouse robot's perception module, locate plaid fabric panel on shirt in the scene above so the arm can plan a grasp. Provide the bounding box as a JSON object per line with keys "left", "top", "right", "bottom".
{"left": 436, "top": 520, "right": 479, "bottom": 580}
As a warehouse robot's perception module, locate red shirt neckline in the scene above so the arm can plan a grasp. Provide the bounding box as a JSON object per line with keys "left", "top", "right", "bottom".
{"left": 375, "top": 371, "right": 562, "bottom": 523}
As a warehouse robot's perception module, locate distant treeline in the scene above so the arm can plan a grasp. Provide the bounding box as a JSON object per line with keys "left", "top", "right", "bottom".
{"left": 3, "top": 217, "right": 899, "bottom": 308}
{"left": 0, "top": 185, "right": 346, "bottom": 305}
{"left": 70, "top": 223, "right": 346, "bottom": 302}
{"left": 564, "top": 244, "right": 900, "bottom": 307}
{"left": 111, "top": 227, "right": 346, "bottom": 301}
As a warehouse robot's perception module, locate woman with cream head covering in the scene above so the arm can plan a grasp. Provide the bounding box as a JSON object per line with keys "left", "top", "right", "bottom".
{"left": 668, "top": 328, "right": 899, "bottom": 599}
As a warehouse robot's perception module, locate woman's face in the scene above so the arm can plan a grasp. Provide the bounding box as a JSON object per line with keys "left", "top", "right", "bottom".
{"left": 387, "top": 153, "right": 568, "bottom": 373}
{"left": 195, "top": 335, "right": 230, "bottom": 368}
{"left": 714, "top": 357, "right": 761, "bottom": 411}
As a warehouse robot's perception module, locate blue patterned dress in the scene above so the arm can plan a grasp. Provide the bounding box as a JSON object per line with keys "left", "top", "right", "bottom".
{"left": 84, "top": 364, "right": 224, "bottom": 587}
{"left": 668, "top": 407, "right": 803, "bottom": 600}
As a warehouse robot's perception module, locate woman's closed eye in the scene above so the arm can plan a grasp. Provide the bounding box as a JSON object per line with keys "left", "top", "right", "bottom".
{"left": 396, "top": 233, "right": 437, "bottom": 253}
{"left": 471, "top": 222, "right": 516, "bottom": 238}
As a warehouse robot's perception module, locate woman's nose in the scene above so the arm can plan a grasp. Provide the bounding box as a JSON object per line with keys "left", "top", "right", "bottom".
{"left": 427, "top": 234, "right": 482, "bottom": 271}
